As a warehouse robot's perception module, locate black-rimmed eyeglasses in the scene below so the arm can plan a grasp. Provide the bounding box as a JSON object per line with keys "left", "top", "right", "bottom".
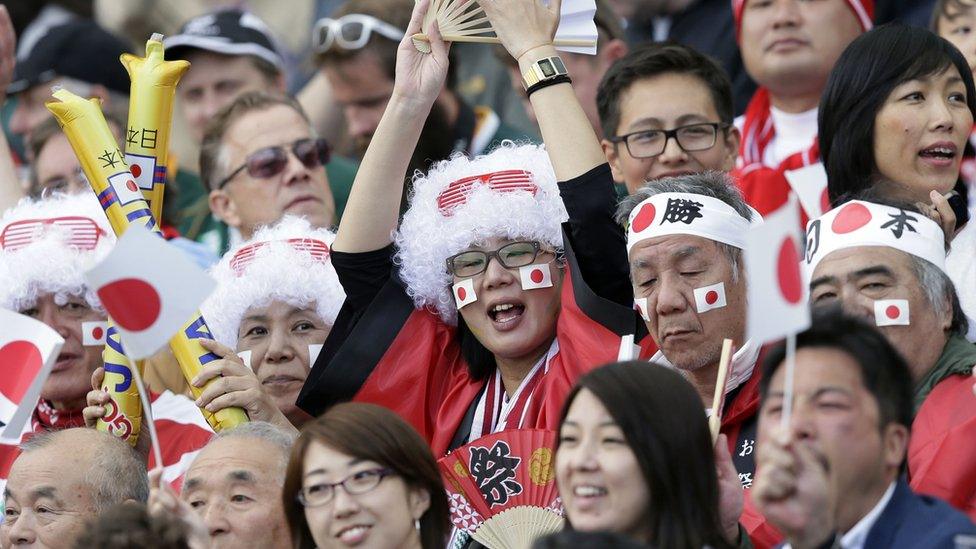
{"left": 609, "top": 122, "right": 730, "bottom": 159}
{"left": 446, "top": 241, "right": 547, "bottom": 278}
{"left": 216, "top": 138, "right": 330, "bottom": 189}
{"left": 297, "top": 468, "right": 394, "bottom": 507}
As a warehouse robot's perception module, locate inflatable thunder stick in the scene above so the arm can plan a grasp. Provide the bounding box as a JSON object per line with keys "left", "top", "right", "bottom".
{"left": 46, "top": 89, "right": 248, "bottom": 432}
{"left": 100, "top": 323, "right": 143, "bottom": 446}
{"left": 121, "top": 33, "right": 188, "bottom": 223}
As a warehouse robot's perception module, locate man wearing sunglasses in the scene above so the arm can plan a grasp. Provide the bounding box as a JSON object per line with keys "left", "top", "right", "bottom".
{"left": 199, "top": 91, "right": 336, "bottom": 246}
{"left": 312, "top": 0, "right": 527, "bottom": 177}
{"left": 166, "top": 9, "right": 358, "bottom": 256}
{"left": 598, "top": 42, "right": 741, "bottom": 195}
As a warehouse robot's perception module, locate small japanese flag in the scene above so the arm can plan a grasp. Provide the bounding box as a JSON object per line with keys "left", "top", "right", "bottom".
{"left": 107, "top": 171, "right": 146, "bottom": 206}
{"left": 874, "top": 299, "right": 910, "bottom": 326}
{"left": 453, "top": 278, "right": 477, "bottom": 309}
{"left": 0, "top": 309, "right": 64, "bottom": 442}
{"left": 81, "top": 321, "right": 108, "bottom": 346}
{"left": 783, "top": 162, "right": 830, "bottom": 219}
{"left": 84, "top": 225, "right": 216, "bottom": 359}
{"left": 124, "top": 153, "right": 158, "bottom": 192}
{"left": 745, "top": 195, "right": 811, "bottom": 344}
{"left": 693, "top": 282, "right": 727, "bottom": 313}
{"left": 519, "top": 263, "right": 553, "bottom": 290}
{"left": 634, "top": 297, "right": 650, "bottom": 321}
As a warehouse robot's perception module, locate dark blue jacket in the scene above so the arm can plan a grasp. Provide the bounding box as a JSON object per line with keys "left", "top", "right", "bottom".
{"left": 863, "top": 478, "right": 976, "bottom": 549}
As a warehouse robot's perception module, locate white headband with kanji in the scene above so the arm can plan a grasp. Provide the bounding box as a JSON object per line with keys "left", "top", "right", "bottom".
{"left": 202, "top": 215, "right": 345, "bottom": 347}
{"left": 803, "top": 200, "right": 947, "bottom": 277}
{"left": 0, "top": 193, "right": 115, "bottom": 313}
{"left": 626, "top": 192, "right": 758, "bottom": 253}
{"left": 395, "top": 143, "right": 567, "bottom": 324}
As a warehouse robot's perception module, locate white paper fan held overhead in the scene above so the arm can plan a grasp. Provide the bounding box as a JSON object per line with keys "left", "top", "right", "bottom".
{"left": 412, "top": 0, "right": 598, "bottom": 55}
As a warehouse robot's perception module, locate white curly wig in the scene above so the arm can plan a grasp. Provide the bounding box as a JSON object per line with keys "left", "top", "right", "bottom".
{"left": 395, "top": 143, "right": 568, "bottom": 324}
{"left": 0, "top": 193, "right": 115, "bottom": 313}
{"left": 201, "top": 216, "right": 346, "bottom": 348}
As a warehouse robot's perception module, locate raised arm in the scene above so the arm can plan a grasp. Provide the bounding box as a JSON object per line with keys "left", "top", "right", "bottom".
{"left": 480, "top": 0, "right": 605, "bottom": 181}
{"left": 332, "top": 0, "right": 450, "bottom": 253}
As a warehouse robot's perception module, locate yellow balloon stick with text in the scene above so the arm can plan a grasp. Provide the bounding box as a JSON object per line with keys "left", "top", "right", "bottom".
{"left": 100, "top": 322, "right": 143, "bottom": 446}
{"left": 46, "top": 89, "right": 248, "bottom": 432}
{"left": 121, "top": 33, "right": 189, "bottom": 223}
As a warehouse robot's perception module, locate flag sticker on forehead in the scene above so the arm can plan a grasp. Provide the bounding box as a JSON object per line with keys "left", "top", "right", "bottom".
{"left": 626, "top": 192, "right": 758, "bottom": 253}
{"left": 803, "top": 200, "right": 948, "bottom": 278}
{"left": 437, "top": 170, "right": 539, "bottom": 216}
{"left": 0, "top": 216, "right": 106, "bottom": 252}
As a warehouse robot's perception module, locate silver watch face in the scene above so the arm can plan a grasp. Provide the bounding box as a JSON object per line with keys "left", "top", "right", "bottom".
{"left": 552, "top": 57, "right": 566, "bottom": 74}
{"left": 539, "top": 59, "right": 555, "bottom": 77}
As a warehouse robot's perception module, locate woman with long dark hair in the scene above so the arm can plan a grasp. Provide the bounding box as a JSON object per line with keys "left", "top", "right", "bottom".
{"left": 556, "top": 362, "right": 743, "bottom": 548}
{"left": 282, "top": 402, "right": 451, "bottom": 549}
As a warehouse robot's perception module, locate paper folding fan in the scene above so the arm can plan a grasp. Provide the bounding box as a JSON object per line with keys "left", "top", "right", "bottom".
{"left": 412, "top": 0, "right": 597, "bottom": 55}
{"left": 440, "top": 429, "right": 564, "bottom": 549}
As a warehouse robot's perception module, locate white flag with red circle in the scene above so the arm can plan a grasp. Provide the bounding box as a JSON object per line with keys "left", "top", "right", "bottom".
{"left": 81, "top": 321, "right": 108, "bottom": 346}
{"left": 874, "top": 299, "right": 910, "bottom": 326}
{"left": 519, "top": 263, "right": 553, "bottom": 290}
{"left": 84, "top": 225, "right": 216, "bottom": 359}
{"left": 107, "top": 171, "right": 146, "bottom": 206}
{"left": 745, "top": 195, "right": 811, "bottom": 344}
{"left": 453, "top": 278, "right": 477, "bottom": 309}
{"left": 693, "top": 282, "right": 727, "bottom": 313}
{"left": 0, "top": 309, "right": 64, "bottom": 441}
{"left": 124, "top": 153, "right": 158, "bottom": 192}
{"left": 783, "top": 162, "right": 831, "bottom": 219}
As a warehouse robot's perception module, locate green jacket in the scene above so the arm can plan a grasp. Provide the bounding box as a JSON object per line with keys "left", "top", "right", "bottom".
{"left": 914, "top": 334, "right": 976, "bottom": 413}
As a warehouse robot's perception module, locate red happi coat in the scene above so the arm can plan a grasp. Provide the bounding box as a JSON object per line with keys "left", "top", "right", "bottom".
{"left": 353, "top": 270, "right": 634, "bottom": 457}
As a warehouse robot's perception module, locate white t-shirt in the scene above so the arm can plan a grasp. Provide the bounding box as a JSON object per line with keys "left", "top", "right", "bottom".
{"left": 734, "top": 106, "right": 819, "bottom": 168}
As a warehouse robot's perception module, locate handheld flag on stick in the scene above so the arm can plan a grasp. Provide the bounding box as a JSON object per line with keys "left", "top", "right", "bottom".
{"left": 708, "top": 339, "right": 734, "bottom": 444}
{"left": 0, "top": 310, "right": 64, "bottom": 442}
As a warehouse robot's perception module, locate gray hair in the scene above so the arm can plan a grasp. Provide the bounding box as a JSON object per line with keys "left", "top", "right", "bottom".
{"left": 20, "top": 429, "right": 149, "bottom": 512}
{"left": 908, "top": 255, "right": 968, "bottom": 336}
{"left": 616, "top": 171, "right": 755, "bottom": 282}
{"left": 211, "top": 421, "right": 297, "bottom": 478}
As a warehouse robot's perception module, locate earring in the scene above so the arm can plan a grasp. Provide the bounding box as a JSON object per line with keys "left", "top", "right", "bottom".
{"left": 415, "top": 518, "right": 421, "bottom": 531}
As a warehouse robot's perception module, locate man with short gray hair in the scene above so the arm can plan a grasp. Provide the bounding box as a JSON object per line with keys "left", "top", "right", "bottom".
{"left": 180, "top": 422, "right": 295, "bottom": 549}
{"left": 2, "top": 428, "right": 149, "bottom": 547}
{"left": 617, "top": 171, "right": 775, "bottom": 543}
{"left": 804, "top": 196, "right": 976, "bottom": 521}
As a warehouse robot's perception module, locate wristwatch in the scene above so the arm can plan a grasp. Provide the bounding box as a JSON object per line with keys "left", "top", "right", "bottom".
{"left": 521, "top": 56, "right": 569, "bottom": 90}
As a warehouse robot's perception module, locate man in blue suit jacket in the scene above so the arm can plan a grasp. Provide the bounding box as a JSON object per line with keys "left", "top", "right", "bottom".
{"left": 750, "top": 310, "right": 976, "bottom": 549}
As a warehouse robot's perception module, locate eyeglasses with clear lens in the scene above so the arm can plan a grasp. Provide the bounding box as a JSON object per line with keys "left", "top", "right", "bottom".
{"left": 312, "top": 14, "right": 405, "bottom": 53}
{"left": 297, "top": 467, "right": 394, "bottom": 507}
{"left": 217, "top": 138, "right": 331, "bottom": 189}
{"left": 612, "top": 122, "right": 729, "bottom": 159}
{"left": 446, "top": 241, "right": 544, "bottom": 278}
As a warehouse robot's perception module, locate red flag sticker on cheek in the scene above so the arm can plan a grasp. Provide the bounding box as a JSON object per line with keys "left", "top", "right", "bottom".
{"left": 453, "top": 278, "right": 478, "bottom": 309}
{"left": 519, "top": 263, "right": 553, "bottom": 290}
{"left": 82, "top": 321, "right": 108, "bottom": 346}
{"left": 874, "top": 299, "right": 910, "bottom": 326}
{"left": 693, "top": 282, "right": 726, "bottom": 313}
{"left": 96, "top": 278, "right": 162, "bottom": 331}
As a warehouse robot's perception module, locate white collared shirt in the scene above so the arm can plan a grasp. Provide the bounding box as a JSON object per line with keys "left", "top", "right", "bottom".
{"left": 651, "top": 339, "right": 761, "bottom": 396}
{"left": 840, "top": 481, "right": 897, "bottom": 549}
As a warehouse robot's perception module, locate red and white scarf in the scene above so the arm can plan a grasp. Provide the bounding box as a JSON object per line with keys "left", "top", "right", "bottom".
{"left": 732, "top": 0, "right": 874, "bottom": 169}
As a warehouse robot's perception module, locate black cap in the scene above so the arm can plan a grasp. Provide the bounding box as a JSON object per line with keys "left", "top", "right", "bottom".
{"left": 9, "top": 19, "right": 131, "bottom": 96}
{"left": 163, "top": 9, "right": 284, "bottom": 70}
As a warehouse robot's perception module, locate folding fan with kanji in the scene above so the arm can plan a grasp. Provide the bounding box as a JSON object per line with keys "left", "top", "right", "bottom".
{"left": 412, "top": 0, "right": 597, "bottom": 55}
{"left": 440, "top": 429, "right": 564, "bottom": 549}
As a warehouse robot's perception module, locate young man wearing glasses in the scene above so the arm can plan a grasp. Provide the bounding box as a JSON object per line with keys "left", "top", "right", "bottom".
{"left": 598, "top": 42, "right": 741, "bottom": 195}
{"left": 200, "top": 92, "right": 336, "bottom": 245}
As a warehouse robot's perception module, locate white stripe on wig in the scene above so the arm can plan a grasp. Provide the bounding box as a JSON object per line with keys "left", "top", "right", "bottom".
{"left": 201, "top": 216, "right": 346, "bottom": 348}
{"left": 0, "top": 193, "right": 115, "bottom": 313}
{"left": 394, "top": 142, "right": 567, "bottom": 324}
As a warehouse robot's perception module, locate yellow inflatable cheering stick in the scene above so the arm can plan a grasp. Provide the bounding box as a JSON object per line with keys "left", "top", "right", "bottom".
{"left": 46, "top": 89, "right": 248, "bottom": 433}
{"left": 120, "top": 33, "right": 188, "bottom": 223}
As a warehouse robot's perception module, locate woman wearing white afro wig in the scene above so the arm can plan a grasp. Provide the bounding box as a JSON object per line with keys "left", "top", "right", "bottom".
{"left": 195, "top": 215, "right": 345, "bottom": 430}
{"left": 297, "top": 0, "right": 638, "bottom": 457}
